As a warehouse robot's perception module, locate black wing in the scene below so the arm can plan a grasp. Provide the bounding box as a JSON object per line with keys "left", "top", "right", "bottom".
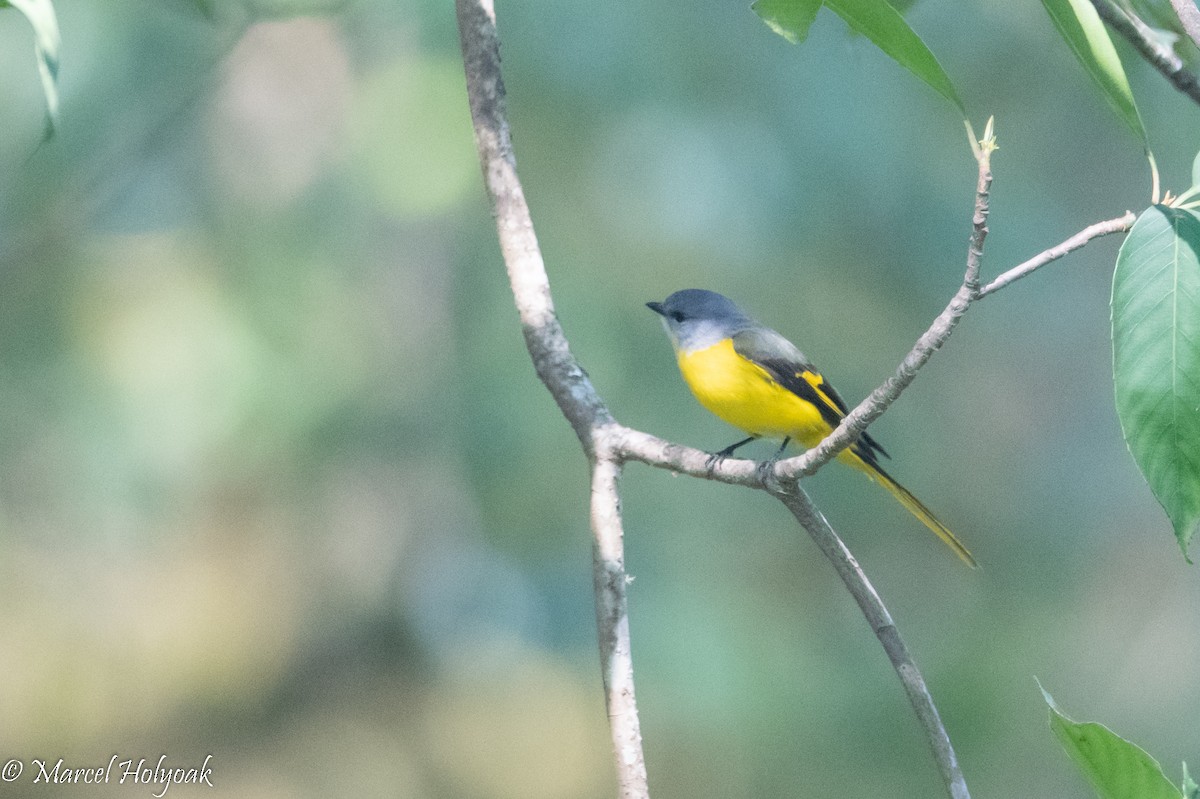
{"left": 731, "top": 327, "right": 890, "bottom": 465}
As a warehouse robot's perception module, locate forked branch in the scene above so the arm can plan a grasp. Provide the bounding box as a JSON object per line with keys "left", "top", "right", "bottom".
{"left": 455, "top": 2, "right": 1134, "bottom": 797}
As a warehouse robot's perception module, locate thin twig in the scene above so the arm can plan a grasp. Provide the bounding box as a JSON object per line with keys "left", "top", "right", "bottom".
{"left": 1169, "top": 0, "right": 1200, "bottom": 51}
{"left": 775, "top": 488, "right": 970, "bottom": 799}
{"left": 979, "top": 212, "right": 1137, "bottom": 297}
{"left": 773, "top": 128, "right": 996, "bottom": 484}
{"left": 615, "top": 207, "right": 1134, "bottom": 482}
{"left": 608, "top": 424, "right": 762, "bottom": 484}
{"left": 964, "top": 118, "right": 996, "bottom": 300}
{"left": 1089, "top": 0, "right": 1200, "bottom": 107}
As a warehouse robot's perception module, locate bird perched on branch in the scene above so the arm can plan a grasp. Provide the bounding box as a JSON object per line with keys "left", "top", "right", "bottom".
{"left": 647, "top": 288, "right": 975, "bottom": 567}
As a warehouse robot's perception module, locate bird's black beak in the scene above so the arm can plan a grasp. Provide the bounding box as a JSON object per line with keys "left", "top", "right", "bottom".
{"left": 646, "top": 301, "right": 665, "bottom": 316}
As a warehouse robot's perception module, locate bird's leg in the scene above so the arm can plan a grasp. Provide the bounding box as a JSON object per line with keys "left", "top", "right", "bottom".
{"left": 757, "top": 437, "right": 791, "bottom": 484}
{"left": 705, "top": 436, "right": 757, "bottom": 472}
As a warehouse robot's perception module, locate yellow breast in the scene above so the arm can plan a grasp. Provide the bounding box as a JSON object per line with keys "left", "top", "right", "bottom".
{"left": 675, "top": 338, "right": 831, "bottom": 445}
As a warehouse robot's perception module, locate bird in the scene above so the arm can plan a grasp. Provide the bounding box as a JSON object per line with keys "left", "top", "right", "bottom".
{"left": 647, "top": 288, "right": 975, "bottom": 567}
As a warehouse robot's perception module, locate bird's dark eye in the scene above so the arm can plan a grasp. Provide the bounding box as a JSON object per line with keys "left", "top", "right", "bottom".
{"left": 670, "top": 311, "right": 686, "bottom": 322}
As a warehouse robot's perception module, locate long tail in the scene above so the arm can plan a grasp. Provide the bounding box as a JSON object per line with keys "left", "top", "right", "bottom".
{"left": 848, "top": 453, "right": 977, "bottom": 568}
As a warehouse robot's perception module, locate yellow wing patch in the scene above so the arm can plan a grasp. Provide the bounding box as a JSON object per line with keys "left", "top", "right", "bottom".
{"left": 798, "top": 369, "right": 847, "bottom": 423}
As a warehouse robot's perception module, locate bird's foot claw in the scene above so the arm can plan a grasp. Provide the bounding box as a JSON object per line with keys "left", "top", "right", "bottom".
{"left": 756, "top": 455, "right": 782, "bottom": 488}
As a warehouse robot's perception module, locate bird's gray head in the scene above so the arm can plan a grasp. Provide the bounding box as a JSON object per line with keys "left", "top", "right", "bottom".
{"left": 646, "top": 289, "right": 754, "bottom": 352}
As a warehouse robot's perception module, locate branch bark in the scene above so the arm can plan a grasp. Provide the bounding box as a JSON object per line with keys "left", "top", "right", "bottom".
{"left": 979, "top": 212, "right": 1136, "bottom": 297}
{"left": 591, "top": 454, "right": 649, "bottom": 797}
{"left": 456, "top": 2, "right": 647, "bottom": 796}
{"left": 776, "top": 487, "right": 970, "bottom": 799}
{"left": 1089, "top": 0, "right": 1200, "bottom": 107}
{"left": 1169, "top": 0, "right": 1200, "bottom": 51}
{"left": 455, "top": 0, "right": 612, "bottom": 449}
{"left": 772, "top": 131, "right": 996, "bottom": 486}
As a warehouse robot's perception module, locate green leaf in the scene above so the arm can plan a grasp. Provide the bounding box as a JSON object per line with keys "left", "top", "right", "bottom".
{"left": 1041, "top": 686, "right": 1183, "bottom": 799}
{"left": 1192, "top": 150, "right": 1200, "bottom": 190}
{"left": 1112, "top": 205, "right": 1200, "bottom": 560}
{"left": 4, "top": 0, "right": 61, "bottom": 139}
{"left": 752, "top": 0, "right": 823, "bottom": 44}
{"left": 1041, "top": 0, "right": 1147, "bottom": 144}
{"left": 821, "top": 0, "right": 963, "bottom": 113}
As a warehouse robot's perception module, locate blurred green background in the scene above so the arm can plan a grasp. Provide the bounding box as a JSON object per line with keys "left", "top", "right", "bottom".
{"left": 0, "top": 0, "right": 1197, "bottom": 796}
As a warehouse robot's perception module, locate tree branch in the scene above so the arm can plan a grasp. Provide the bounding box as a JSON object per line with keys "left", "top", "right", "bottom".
{"left": 602, "top": 123, "right": 1131, "bottom": 799}
{"left": 1089, "top": 0, "right": 1200, "bottom": 107}
{"left": 614, "top": 206, "right": 1135, "bottom": 484}
{"left": 456, "top": 2, "right": 647, "bottom": 795}
{"left": 775, "top": 487, "right": 970, "bottom": 799}
{"left": 978, "top": 212, "right": 1136, "bottom": 297}
{"left": 455, "top": 0, "right": 612, "bottom": 451}
{"left": 457, "top": 2, "right": 1134, "bottom": 795}
{"left": 611, "top": 149, "right": 1133, "bottom": 799}
{"left": 1169, "top": 0, "right": 1200, "bottom": 51}
{"left": 772, "top": 131, "right": 996, "bottom": 485}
